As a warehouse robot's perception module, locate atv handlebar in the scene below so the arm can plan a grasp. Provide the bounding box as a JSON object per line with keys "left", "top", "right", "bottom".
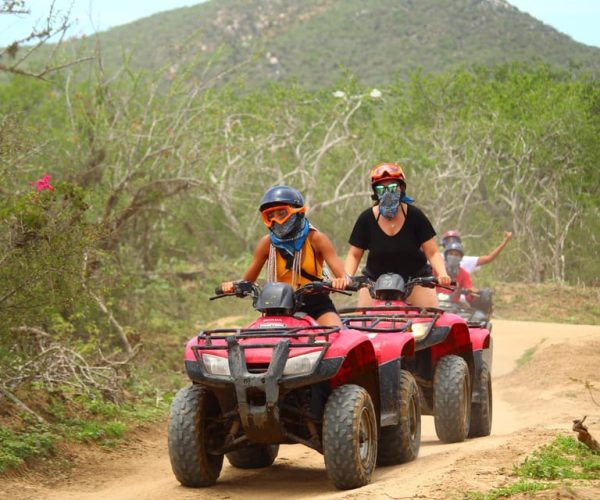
{"left": 211, "top": 278, "right": 361, "bottom": 301}
{"left": 211, "top": 280, "right": 259, "bottom": 300}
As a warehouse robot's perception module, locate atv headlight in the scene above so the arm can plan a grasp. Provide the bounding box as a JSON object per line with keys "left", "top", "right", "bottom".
{"left": 411, "top": 321, "right": 433, "bottom": 341}
{"left": 202, "top": 353, "right": 230, "bottom": 376}
{"left": 283, "top": 351, "right": 322, "bottom": 376}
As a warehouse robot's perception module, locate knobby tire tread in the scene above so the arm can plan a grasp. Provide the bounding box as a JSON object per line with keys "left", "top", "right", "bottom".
{"left": 168, "top": 385, "right": 224, "bottom": 487}
{"left": 322, "top": 384, "right": 377, "bottom": 490}
{"left": 468, "top": 363, "right": 492, "bottom": 438}
{"left": 433, "top": 355, "right": 471, "bottom": 443}
{"left": 377, "top": 370, "right": 421, "bottom": 465}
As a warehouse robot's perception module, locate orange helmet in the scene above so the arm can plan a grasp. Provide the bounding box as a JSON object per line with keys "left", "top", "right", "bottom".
{"left": 370, "top": 162, "right": 406, "bottom": 185}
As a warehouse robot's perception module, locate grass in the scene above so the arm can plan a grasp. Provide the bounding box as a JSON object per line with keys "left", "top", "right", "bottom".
{"left": 0, "top": 425, "right": 58, "bottom": 472}
{"left": 515, "top": 434, "right": 600, "bottom": 481}
{"left": 466, "top": 481, "right": 551, "bottom": 500}
{"left": 0, "top": 389, "right": 171, "bottom": 473}
{"left": 515, "top": 338, "right": 546, "bottom": 368}
{"left": 465, "top": 434, "right": 600, "bottom": 499}
{"left": 493, "top": 282, "right": 600, "bottom": 325}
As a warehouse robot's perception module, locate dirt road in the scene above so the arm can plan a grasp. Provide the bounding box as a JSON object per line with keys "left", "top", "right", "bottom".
{"left": 2, "top": 320, "right": 599, "bottom": 499}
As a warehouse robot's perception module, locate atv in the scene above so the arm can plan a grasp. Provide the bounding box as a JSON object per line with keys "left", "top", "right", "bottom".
{"left": 168, "top": 279, "right": 421, "bottom": 490}
{"left": 339, "top": 273, "right": 492, "bottom": 444}
{"left": 437, "top": 287, "right": 494, "bottom": 330}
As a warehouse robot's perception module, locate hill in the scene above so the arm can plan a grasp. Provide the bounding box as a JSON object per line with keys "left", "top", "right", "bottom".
{"left": 61, "top": 0, "right": 600, "bottom": 88}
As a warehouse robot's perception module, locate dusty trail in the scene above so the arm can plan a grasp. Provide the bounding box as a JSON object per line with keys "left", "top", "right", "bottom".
{"left": 2, "top": 320, "right": 599, "bottom": 500}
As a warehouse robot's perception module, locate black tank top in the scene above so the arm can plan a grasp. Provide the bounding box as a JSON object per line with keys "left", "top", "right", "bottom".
{"left": 348, "top": 204, "right": 436, "bottom": 280}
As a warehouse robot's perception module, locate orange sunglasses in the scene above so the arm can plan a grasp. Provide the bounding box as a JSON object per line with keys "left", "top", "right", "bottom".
{"left": 261, "top": 205, "right": 306, "bottom": 227}
{"left": 370, "top": 163, "right": 406, "bottom": 183}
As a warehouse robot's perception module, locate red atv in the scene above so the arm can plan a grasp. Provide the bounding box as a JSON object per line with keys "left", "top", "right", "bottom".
{"left": 437, "top": 287, "right": 494, "bottom": 331}
{"left": 339, "top": 273, "right": 492, "bottom": 444}
{"left": 168, "top": 279, "right": 420, "bottom": 490}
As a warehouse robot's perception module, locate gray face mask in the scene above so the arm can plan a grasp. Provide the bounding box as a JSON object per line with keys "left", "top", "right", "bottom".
{"left": 445, "top": 254, "right": 462, "bottom": 278}
{"left": 271, "top": 213, "right": 304, "bottom": 240}
{"left": 378, "top": 191, "right": 401, "bottom": 220}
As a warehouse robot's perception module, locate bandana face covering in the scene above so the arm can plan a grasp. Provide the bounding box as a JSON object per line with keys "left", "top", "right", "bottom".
{"left": 445, "top": 254, "right": 462, "bottom": 279}
{"left": 378, "top": 191, "right": 401, "bottom": 220}
{"left": 269, "top": 216, "right": 310, "bottom": 256}
{"left": 271, "top": 213, "right": 303, "bottom": 239}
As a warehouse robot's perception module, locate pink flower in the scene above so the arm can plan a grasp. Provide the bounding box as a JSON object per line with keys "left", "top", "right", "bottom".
{"left": 31, "top": 173, "right": 54, "bottom": 192}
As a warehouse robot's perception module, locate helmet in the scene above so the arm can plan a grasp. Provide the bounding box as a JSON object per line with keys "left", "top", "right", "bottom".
{"left": 443, "top": 241, "right": 464, "bottom": 257}
{"left": 259, "top": 185, "right": 304, "bottom": 211}
{"left": 369, "top": 162, "right": 406, "bottom": 186}
{"left": 441, "top": 230, "right": 462, "bottom": 245}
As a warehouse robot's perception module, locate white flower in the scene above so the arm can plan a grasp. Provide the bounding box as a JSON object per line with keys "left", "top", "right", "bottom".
{"left": 370, "top": 88, "right": 382, "bottom": 98}
{"left": 332, "top": 90, "right": 346, "bottom": 98}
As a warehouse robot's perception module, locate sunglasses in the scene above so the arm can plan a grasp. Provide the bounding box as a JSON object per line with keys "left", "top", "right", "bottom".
{"left": 261, "top": 205, "right": 305, "bottom": 227}
{"left": 374, "top": 183, "right": 401, "bottom": 195}
{"left": 370, "top": 163, "right": 405, "bottom": 182}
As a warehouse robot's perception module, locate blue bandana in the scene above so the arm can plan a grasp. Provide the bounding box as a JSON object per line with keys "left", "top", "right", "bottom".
{"left": 269, "top": 217, "right": 310, "bottom": 256}
{"left": 401, "top": 193, "right": 414, "bottom": 204}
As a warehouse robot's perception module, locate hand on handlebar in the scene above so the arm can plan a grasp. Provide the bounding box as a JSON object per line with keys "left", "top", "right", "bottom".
{"left": 437, "top": 273, "right": 452, "bottom": 286}
{"left": 331, "top": 276, "right": 351, "bottom": 290}
{"left": 220, "top": 281, "right": 236, "bottom": 294}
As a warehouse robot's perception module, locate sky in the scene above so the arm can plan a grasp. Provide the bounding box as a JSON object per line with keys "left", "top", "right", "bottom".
{"left": 1, "top": 0, "right": 599, "bottom": 48}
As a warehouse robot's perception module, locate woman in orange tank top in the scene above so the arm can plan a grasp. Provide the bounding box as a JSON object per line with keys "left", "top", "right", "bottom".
{"left": 221, "top": 186, "right": 349, "bottom": 327}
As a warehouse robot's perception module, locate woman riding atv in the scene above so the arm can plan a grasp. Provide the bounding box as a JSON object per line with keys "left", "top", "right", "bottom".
{"left": 220, "top": 186, "right": 349, "bottom": 327}
{"left": 442, "top": 241, "right": 475, "bottom": 304}
{"left": 344, "top": 162, "right": 450, "bottom": 307}
{"left": 441, "top": 229, "right": 512, "bottom": 275}
{"left": 442, "top": 240, "right": 493, "bottom": 317}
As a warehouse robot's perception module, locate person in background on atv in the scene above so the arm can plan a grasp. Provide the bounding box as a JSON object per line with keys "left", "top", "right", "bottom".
{"left": 344, "top": 162, "right": 451, "bottom": 307}
{"left": 220, "top": 185, "right": 349, "bottom": 327}
{"left": 441, "top": 230, "right": 512, "bottom": 275}
{"left": 441, "top": 241, "right": 476, "bottom": 304}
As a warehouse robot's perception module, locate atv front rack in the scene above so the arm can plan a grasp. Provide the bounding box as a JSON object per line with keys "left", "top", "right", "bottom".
{"left": 192, "top": 325, "right": 339, "bottom": 356}
{"left": 339, "top": 305, "right": 444, "bottom": 315}
{"left": 340, "top": 306, "right": 440, "bottom": 333}
{"left": 341, "top": 315, "right": 413, "bottom": 332}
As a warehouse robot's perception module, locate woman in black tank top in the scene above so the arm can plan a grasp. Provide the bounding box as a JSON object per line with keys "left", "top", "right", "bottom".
{"left": 344, "top": 163, "right": 450, "bottom": 307}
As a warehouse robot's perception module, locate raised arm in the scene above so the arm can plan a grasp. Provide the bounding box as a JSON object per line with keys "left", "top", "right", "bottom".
{"left": 476, "top": 231, "right": 512, "bottom": 266}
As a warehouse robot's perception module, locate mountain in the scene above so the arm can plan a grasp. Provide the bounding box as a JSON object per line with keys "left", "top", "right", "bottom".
{"left": 66, "top": 0, "right": 600, "bottom": 87}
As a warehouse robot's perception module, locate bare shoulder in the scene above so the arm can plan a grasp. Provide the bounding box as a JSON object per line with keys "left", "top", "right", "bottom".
{"left": 310, "top": 230, "right": 335, "bottom": 255}
{"left": 255, "top": 234, "right": 271, "bottom": 255}
{"left": 309, "top": 229, "right": 328, "bottom": 245}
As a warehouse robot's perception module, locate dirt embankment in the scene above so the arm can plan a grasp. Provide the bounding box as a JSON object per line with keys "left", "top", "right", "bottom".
{"left": 1, "top": 320, "right": 599, "bottom": 500}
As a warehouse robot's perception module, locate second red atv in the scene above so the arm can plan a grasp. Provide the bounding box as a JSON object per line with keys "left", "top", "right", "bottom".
{"left": 339, "top": 273, "right": 493, "bottom": 444}
{"left": 168, "top": 279, "right": 420, "bottom": 491}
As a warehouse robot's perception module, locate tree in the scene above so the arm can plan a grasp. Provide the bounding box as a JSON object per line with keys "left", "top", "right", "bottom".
{"left": 0, "top": 0, "right": 91, "bottom": 79}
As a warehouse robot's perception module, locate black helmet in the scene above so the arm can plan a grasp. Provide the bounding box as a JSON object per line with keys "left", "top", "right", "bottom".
{"left": 259, "top": 186, "right": 304, "bottom": 211}
{"left": 444, "top": 241, "right": 464, "bottom": 257}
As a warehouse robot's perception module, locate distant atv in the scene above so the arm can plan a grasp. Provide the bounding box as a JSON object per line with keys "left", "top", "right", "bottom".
{"left": 437, "top": 288, "right": 494, "bottom": 330}
{"left": 339, "top": 274, "right": 492, "bottom": 444}
{"left": 168, "top": 279, "right": 420, "bottom": 490}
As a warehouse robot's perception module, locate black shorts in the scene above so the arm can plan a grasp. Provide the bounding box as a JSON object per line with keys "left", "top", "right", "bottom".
{"left": 299, "top": 293, "right": 337, "bottom": 320}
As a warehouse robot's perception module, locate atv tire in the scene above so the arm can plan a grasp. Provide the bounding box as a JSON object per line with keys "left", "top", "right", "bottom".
{"left": 433, "top": 355, "right": 471, "bottom": 443}
{"left": 468, "top": 363, "right": 492, "bottom": 438}
{"left": 323, "top": 384, "right": 377, "bottom": 490}
{"left": 226, "top": 444, "right": 279, "bottom": 468}
{"left": 377, "top": 370, "right": 421, "bottom": 465}
{"left": 168, "top": 385, "right": 224, "bottom": 487}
